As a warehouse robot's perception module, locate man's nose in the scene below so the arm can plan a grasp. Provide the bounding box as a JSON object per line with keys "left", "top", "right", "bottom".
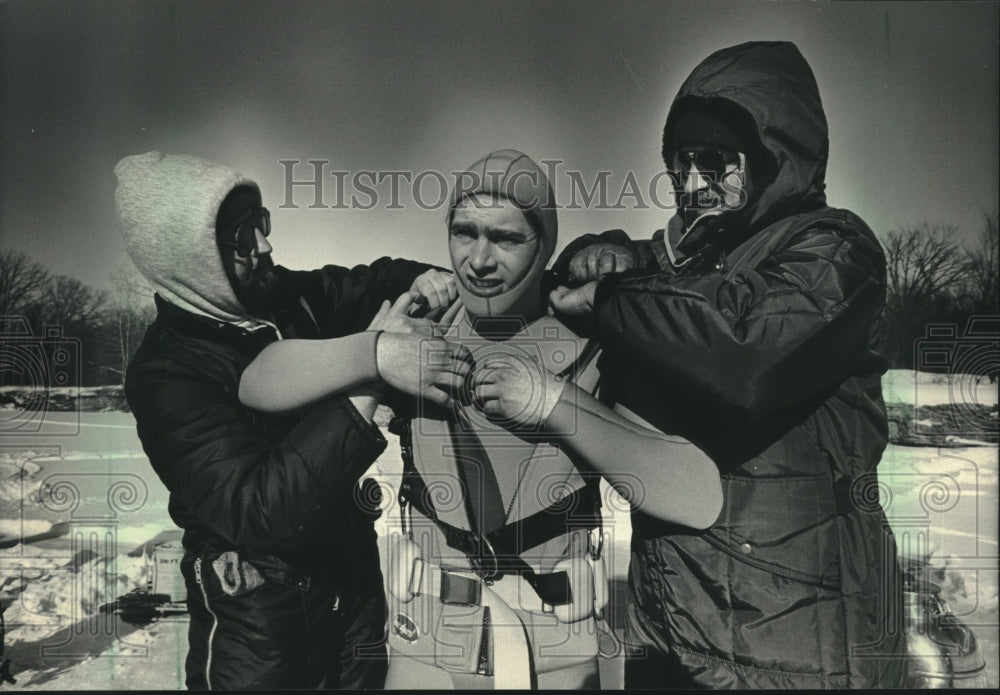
{"left": 255, "top": 228, "right": 272, "bottom": 256}
{"left": 469, "top": 239, "right": 496, "bottom": 272}
{"left": 684, "top": 165, "right": 712, "bottom": 195}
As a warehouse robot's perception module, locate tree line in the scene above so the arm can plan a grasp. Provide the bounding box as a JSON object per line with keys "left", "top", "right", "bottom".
{"left": 0, "top": 252, "right": 154, "bottom": 387}
{"left": 882, "top": 214, "right": 998, "bottom": 371}
{"left": 1, "top": 213, "right": 997, "bottom": 386}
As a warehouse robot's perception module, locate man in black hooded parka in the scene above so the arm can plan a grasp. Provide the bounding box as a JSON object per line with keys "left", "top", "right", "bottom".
{"left": 551, "top": 41, "right": 907, "bottom": 689}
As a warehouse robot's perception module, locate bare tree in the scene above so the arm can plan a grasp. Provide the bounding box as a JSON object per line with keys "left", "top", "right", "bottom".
{"left": 881, "top": 224, "right": 973, "bottom": 368}
{"left": 106, "top": 265, "right": 156, "bottom": 383}
{"left": 40, "top": 276, "right": 108, "bottom": 329}
{"left": 957, "top": 213, "right": 999, "bottom": 314}
{"left": 0, "top": 249, "right": 49, "bottom": 318}
{"left": 883, "top": 224, "right": 969, "bottom": 317}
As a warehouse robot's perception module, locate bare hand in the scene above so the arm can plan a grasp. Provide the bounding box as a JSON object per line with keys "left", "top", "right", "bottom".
{"left": 376, "top": 333, "right": 471, "bottom": 409}
{"left": 548, "top": 282, "right": 597, "bottom": 318}
{"left": 437, "top": 297, "right": 464, "bottom": 331}
{"left": 469, "top": 354, "right": 565, "bottom": 428}
{"left": 567, "top": 243, "right": 635, "bottom": 284}
{"left": 409, "top": 269, "right": 458, "bottom": 319}
{"left": 368, "top": 291, "right": 439, "bottom": 337}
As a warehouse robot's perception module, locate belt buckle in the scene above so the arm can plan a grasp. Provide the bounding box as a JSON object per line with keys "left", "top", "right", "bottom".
{"left": 440, "top": 568, "right": 482, "bottom": 606}
{"left": 468, "top": 535, "right": 500, "bottom": 583}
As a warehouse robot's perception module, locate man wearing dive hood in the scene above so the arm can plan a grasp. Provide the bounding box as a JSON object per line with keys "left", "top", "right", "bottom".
{"left": 116, "top": 151, "right": 469, "bottom": 690}
{"left": 237, "top": 149, "right": 724, "bottom": 688}
{"left": 551, "top": 42, "right": 906, "bottom": 688}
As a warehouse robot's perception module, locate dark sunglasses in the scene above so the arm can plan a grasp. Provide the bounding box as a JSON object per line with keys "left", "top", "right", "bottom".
{"left": 667, "top": 149, "right": 745, "bottom": 177}
{"left": 223, "top": 207, "right": 271, "bottom": 258}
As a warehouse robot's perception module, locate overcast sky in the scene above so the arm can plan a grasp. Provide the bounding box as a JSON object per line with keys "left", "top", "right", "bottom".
{"left": 1, "top": 0, "right": 997, "bottom": 292}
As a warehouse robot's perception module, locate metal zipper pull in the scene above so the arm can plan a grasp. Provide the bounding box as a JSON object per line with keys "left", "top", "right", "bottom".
{"left": 194, "top": 557, "right": 218, "bottom": 690}
{"left": 477, "top": 606, "right": 491, "bottom": 675}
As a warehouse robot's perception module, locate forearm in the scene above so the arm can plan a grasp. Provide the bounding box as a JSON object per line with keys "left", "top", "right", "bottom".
{"left": 239, "top": 331, "right": 381, "bottom": 413}
{"left": 347, "top": 387, "right": 380, "bottom": 423}
{"left": 544, "top": 383, "right": 722, "bottom": 528}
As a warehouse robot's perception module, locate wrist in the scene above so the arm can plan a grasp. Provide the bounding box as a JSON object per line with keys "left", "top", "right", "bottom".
{"left": 538, "top": 371, "right": 569, "bottom": 426}
{"left": 541, "top": 381, "right": 577, "bottom": 433}
{"left": 369, "top": 329, "right": 385, "bottom": 382}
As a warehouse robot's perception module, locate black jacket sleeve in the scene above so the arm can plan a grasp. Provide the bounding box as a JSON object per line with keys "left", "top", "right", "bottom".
{"left": 551, "top": 230, "right": 659, "bottom": 283}
{"left": 280, "top": 256, "right": 438, "bottom": 337}
{"left": 127, "top": 356, "right": 387, "bottom": 553}
{"left": 591, "top": 223, "right": 886, "bottom": 424}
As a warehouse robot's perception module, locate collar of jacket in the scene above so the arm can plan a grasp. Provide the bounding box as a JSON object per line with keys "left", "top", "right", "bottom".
{"left": 154, "top": 294, "right": 278, "bottom": 344}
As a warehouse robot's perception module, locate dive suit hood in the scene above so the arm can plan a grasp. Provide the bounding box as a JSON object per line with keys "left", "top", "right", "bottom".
{"left": 663, "top": 41, "right": 829, "bottom": 245}
{"left": 115, "top": 151, "right": 271, "bottom": 329}
{"left": 448, "top": 149, "right": 557, "bottom": 319}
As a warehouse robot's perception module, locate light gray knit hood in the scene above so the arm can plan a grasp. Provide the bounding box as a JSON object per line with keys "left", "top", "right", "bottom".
{"left": 115, "top": 151, "right": 269, "bottom": 327}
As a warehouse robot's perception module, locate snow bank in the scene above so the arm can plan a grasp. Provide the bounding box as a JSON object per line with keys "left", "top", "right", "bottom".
{"left": 883, "top": 369, "right": 999, "bottom": 406}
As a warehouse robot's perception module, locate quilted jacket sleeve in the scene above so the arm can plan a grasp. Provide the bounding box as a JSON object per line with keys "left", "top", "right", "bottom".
{"left": 282, "top": 257, "right": 438, "bottom": 336}
{"left": 126, "top": 354, "right": 387, "bottom": 553}
{"left": 591, "top": 222, "right": 886, "bottom": 425}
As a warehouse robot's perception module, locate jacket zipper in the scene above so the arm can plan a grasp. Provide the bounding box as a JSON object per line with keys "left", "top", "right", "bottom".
{"left": 194, "top": 557, "right": 218, "bottom": 690}
{"left": 477, "top": 606, "right": 491, "bottom": 675}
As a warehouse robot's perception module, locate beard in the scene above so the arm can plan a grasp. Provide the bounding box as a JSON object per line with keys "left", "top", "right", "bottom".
{"left": 236, "top": 254, "right": 280, "bottom": 318}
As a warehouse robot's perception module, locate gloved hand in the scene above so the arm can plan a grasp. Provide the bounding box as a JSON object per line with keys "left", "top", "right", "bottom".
{"left": 564, "top": 243, "right": 636, "bottom": 284}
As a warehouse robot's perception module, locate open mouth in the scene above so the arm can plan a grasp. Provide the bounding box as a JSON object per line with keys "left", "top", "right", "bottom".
{"left": 465, "top": 275, "right": 505, "bottom": 296}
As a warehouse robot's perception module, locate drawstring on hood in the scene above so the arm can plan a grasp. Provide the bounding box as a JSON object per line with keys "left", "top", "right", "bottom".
{"left": 115, "top": 151, "right": 273, "bottom": 329}
{"left": 662, "top": 41, "right": 829, "bottom": 257}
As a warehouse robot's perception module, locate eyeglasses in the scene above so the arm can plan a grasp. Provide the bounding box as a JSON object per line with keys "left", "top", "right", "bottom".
{"left": 223, "top": 207, "right": 271, "bottom": 258}
{"left": 666, "top": 149, "right": 745, "bottom": 178}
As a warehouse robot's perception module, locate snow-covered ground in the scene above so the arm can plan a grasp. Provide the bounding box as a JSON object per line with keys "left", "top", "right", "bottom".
{"left": 882, "top": 369, "right": 999, "bottom": 408}
{"left": 0, "top": 371, "right": 996, "bottom": 689}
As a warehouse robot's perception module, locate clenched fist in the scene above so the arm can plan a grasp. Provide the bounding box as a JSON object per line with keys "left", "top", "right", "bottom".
{"left": 566, "top": 243, "right": 635, "bottom": 284}
{"left": 408, "top": 269, "right": 458, "bottom": 319}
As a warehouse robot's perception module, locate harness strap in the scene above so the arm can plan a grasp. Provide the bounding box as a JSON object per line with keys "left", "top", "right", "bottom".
{"left": 449, "top": 408, "right": 506, "bottom": 534}
{"left": 413, "top": 487, "right": 597, "bottom": 606}
{"left": 388, "top": 335, "right": 604, "bottom": 607}
{"left": 399, "top": 460, "right": 598, "bottom": 605}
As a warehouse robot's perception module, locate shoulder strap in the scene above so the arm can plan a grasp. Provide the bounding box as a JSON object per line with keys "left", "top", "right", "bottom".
{"left": 391, "top": 331, "right": 602, "bottom": 577}
{"left": 450, "top": 410, "right": 506, "bottom": 535}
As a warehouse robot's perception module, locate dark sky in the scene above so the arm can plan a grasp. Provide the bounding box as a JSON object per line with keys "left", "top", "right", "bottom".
{"left": 1, "top": 0, "right": 997, "bottom": 291}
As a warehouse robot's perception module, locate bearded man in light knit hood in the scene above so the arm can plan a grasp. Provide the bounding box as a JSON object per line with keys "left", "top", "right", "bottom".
{"left": 551, "top": 42, "right": 907, "bottom": 688}
{"left": 116, "top": 151, "right": 468, "bottom": 690}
